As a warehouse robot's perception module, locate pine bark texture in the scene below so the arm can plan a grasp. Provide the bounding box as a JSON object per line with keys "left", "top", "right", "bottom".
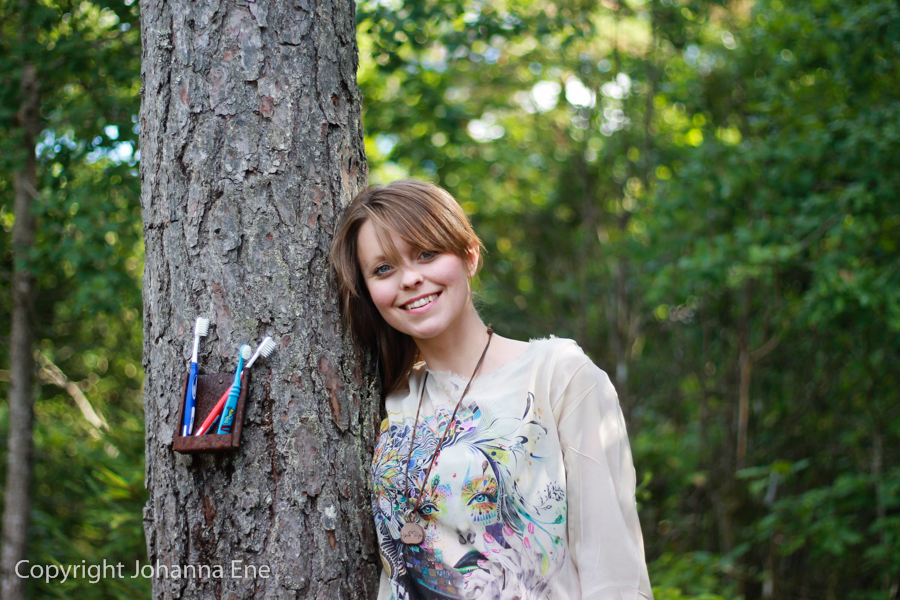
{"left": 139, "top": 0, "right": 378, "bottom": 598}
{"left": 1, "top": 61, "right": 39, "bottom": 600}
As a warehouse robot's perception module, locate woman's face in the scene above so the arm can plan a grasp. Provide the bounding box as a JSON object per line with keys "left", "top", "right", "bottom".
{"left": 356, "top": 220, "right": 476, "bottom": 342}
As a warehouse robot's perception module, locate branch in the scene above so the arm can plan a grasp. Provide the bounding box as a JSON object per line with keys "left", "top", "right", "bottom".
{"left": 794, "top": 212, "right": 843, "bottom": 253}
{"left": 626, "top": 313, "right": 643, "bottom": 359}
{"left": 22, "top": 178, "right": 41, "bottom": 201}
{"left": 750, "top": 336, "right": 780, "bottom": 362}
{"left": 34, "top": 352, "right": 110, "bottom": 437}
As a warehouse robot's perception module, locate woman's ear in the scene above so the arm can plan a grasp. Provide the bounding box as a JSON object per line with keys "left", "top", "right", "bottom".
{"left": 466, "top": 244, "right": 481, "bottom": 279}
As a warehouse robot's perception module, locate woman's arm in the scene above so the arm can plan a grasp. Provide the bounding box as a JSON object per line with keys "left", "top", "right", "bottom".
{"left": 552, "top": 346, "right": 654, "bottom": 600}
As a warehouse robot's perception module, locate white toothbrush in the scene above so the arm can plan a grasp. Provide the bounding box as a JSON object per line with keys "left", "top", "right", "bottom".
{"left": 244, "top": 336, "right": 278, "bottom": 370}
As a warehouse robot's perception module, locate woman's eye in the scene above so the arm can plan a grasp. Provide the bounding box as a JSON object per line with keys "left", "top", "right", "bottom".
{"left": 373, "top": 264, "right": 392, "bottom": 276}
{"left": 419, "top": 250, "right": 436, "bottom": 261}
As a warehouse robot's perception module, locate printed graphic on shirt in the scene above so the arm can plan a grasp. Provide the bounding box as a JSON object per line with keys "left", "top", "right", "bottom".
{"left": 372, "top": 392, "right": 567, "bottom": 600}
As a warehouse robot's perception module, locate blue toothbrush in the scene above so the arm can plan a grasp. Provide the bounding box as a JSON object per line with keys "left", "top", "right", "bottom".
{"left": 217, "top": 344, "right": 251, "bottom": 434}
{"left": 182, "top": 317, "right": 209, "bottom": 436}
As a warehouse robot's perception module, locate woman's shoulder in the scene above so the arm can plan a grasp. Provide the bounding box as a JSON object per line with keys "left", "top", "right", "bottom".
{"left": 527, "top": 336, "right": 616, "bottom": 404}
{"left": 527, "top": 335, "right": 593, "bottom": 368}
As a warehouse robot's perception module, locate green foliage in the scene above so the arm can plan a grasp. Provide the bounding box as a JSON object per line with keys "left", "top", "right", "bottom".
{"left": 0, "top": 0, "right": 145, "bottom": 598}
{"left": 27, "top": 362, "right": 149, "bottom": 598}
{"left": 645, "top": 3, "right": 900, "bottom": 592}
{"left": 359, "top": 0, "right": 900, "bottom": 597}
{"left": 651, "top": 551, "right": 739, "bottom": 600}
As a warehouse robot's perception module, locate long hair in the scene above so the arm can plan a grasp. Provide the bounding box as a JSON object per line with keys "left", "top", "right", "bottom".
{"left": 331, "top": 180, "right": 483, "bottom": 395}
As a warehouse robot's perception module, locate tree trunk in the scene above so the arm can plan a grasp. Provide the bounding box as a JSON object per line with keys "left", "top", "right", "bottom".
{"left": 736, "top": 279, "right": 751, "bottom": 470}
{"left": 139, "top": 0, "right": 377, "bottom": 598}
{"left": 1, "top": 60, "right": 39, "bottom": 600}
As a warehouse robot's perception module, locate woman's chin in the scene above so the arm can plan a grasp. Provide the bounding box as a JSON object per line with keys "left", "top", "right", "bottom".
{"left": 398, "top": 321, "right": 448, "bottom": 341}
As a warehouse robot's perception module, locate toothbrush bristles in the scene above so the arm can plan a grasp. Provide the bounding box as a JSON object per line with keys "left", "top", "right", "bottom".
{"left": 258, "top": 337, "right": 277, "bottom": 358}
{"left": 244, "top": 337, "right": 277, "bottom": 370}
{"left": 241, "top": 344, "right": 253, "bottom": 360}
{"left": 195, "top": 317, "right": 210, "bottom": 337}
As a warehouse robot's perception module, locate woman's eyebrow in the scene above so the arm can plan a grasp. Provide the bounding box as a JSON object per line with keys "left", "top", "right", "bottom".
{"left": 363, "top": 250, "right": 386, "bottom": 263}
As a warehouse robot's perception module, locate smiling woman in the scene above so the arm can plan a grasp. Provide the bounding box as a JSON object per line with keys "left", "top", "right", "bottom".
{"left": 331, "top": 180, "right": 486, "bottom": 393}
{"left": 331, "top": 180, "right": 653, "bottom": 600}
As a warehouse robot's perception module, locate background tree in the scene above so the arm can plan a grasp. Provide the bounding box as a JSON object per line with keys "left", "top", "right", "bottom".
{"left": 2, "top": 23, "right": 39, "bottom": 600}
{"left": 139, "top": 0, "right": 378, "bottom": 598}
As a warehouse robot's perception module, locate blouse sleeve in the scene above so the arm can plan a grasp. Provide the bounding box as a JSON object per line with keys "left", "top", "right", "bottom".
{"left": 551, "top": 344, "right": 654, "bottom": 600}
{"left": 377, "top": 568, "right": 392, "bottom": 600}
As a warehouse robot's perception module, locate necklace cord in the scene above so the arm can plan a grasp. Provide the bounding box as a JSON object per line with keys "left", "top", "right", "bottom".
{"left": 403, "top": 325, "right": 494, "bottom": 519}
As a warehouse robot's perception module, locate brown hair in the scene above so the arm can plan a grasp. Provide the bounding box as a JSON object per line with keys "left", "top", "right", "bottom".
{"left": 331, "top": 180, "right": 483, "bottom": 395}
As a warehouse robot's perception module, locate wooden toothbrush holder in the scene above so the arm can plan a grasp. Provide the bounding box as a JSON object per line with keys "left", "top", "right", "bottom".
{"left": 173, "top": 371, "right": 250, "bottom": 454}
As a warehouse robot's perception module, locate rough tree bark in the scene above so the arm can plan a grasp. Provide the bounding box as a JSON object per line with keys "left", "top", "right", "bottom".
{"left": 1, "top": 59, "right": 39, "bottom": 600}
{"left": 139, "top": 0, "right": 378, "bottom": 598}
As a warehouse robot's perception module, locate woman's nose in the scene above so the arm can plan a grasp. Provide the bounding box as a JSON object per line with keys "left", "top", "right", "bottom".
{"left": 400, "top": 267, "right": 424, "bottom": 289}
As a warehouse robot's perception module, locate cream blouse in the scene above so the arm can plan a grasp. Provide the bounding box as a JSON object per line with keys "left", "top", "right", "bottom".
{"left": 371, "top": 337, "right": 653, "bottom": 600}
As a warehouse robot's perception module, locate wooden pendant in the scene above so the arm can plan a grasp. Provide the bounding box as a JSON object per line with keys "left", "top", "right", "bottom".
{"left": 400, "top": 522, "right": 425, "bottom": 545}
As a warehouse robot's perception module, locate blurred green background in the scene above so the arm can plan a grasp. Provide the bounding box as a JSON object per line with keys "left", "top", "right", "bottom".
{"left": 1, "top": 0, "right": 898, "bottom": 598}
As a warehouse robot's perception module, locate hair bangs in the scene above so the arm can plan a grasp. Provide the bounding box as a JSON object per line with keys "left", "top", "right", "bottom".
{"left": 363, "top": 200, "right": 471, "bottom": 266}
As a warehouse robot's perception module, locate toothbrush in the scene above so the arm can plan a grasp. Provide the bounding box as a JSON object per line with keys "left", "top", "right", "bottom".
{"left": 216, "top": 344, "right": 252, "bottom": 435}
{"left": 181, "top": 317, "right": 210, "bottom": 436}
{"left": 195, "top": 337, "right": 277, "bottom": 436}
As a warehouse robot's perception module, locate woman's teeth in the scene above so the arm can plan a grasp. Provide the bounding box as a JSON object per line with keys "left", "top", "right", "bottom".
{"left": 404, "top": 293, "right": 438, "bottom": 310}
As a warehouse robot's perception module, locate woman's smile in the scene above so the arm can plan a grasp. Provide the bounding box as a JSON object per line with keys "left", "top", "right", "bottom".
{"left": 401, "top": 292, "right": 441, "bottom": 312}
